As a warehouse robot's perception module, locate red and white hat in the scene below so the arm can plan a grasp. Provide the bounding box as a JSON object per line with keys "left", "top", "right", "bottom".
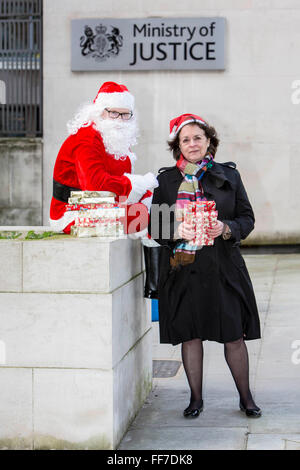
{"left": 93, "top": 81, "right": 135, "bottom": 111}
{"left": 169, "top": 113, "right": 207, "bottom": 141}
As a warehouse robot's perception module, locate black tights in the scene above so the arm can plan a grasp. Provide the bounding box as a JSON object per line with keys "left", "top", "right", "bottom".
{"left": 181, "top": 338, "right": 204, "bottom": 412}
{"left": 181, "top": 337, "right": 259, "bottom": 411}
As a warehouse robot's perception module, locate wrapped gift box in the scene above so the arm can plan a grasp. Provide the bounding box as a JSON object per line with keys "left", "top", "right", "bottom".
{"left": 65, "top": 203, "right": 117, "bottom": 211}
{"left": 183, "top": 200, "right": 218, "bottom": 246}
{"left": 66, "top": 191, "right": 125, "bottom": 238}
{"left": 68, "top": 190, "right": 116, "bottom": 205}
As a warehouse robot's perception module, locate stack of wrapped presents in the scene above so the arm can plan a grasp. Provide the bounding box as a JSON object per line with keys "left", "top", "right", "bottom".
{"left": 65, "top": 191, "right": 125, "bottom": 238}
{"left": 183, "top": 200, "right": 218, "bottom": 246}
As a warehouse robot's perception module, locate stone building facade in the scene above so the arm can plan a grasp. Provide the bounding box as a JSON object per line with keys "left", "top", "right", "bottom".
{"left": 1, "top": 0, "right": 300, "bottom": 243}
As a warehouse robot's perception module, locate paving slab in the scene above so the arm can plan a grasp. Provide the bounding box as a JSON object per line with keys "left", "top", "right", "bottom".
{"left": 248, "top": 404, "right": 300, "bottom": 434}
{"left": 247, "top": 434, "right": 300, "bottom": 450}
{"left": 118, "top": 427, "right": 249, "bottom": 450}
{"left": 118, "top": 254, "right": 300, "bottom": 450}
{"left": 129, "top": 385, "right": 248, "bottom": 430}
{"left": 256, "top": 327, "right": 300, "bottom": 379}
{"left": 285, "top": 439, "right": 300, "bottom": 450}
{"left": 255, "top": 377, "right": 300, "bottom": 404}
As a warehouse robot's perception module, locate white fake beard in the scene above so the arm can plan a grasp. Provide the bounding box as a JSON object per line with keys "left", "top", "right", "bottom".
{"left": 93, "top": 116, "right": 138, "bottom": 159}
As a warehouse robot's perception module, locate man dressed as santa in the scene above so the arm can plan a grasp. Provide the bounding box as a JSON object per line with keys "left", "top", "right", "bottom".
{"left": 49, "top": 81, "right": 158, "bottom": 234}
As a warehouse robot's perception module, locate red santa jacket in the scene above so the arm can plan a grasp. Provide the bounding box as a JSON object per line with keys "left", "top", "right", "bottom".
{"left": 50, "top": 125, "right": 149, "bottom": 234}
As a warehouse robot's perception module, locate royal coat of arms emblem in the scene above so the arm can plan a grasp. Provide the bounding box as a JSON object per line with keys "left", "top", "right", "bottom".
{"left": 80, "top": 24, "right": 123, "bottom": 61}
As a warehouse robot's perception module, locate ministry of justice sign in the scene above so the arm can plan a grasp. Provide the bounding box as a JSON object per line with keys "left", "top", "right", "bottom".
{"left": 71, "top": 18, "right": 225, "bottom": 71}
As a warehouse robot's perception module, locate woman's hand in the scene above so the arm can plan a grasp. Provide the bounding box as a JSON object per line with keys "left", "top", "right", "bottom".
{"left": 177, "top": 221, "right": 195, "bottom": 241}
{"left": 206, "top": 220, "right": 224, "bottom": 239}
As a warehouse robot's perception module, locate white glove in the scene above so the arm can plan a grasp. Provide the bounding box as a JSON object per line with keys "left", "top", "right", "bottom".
{"left": 125, "top": 172, "right": 158, "bottom": 204}
{"left": 142, "top": 172, "right": 159, "bottom": 191}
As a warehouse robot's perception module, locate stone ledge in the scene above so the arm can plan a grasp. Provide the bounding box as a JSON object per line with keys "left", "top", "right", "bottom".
{"left": 0, "top": 138, "right": 43, "bottom": 147}
{"left": 0, "top": 232, "right": 143, "bottom": 294}
{"left": 2, "top": 226, "right": 300, "bottom": 245}
{"left": 244, "top": 231, "right": 300, "bottom": 245}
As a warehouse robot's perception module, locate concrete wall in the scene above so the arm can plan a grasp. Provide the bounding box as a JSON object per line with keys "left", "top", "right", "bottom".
{"left": 0, "top": 235, "right": 152, "bottom": 450}
{"left": 0, "top": 139, "right": 42, "bottom": 226}
{"left": 43, "top": 0, "right": 300, "bottom": 242}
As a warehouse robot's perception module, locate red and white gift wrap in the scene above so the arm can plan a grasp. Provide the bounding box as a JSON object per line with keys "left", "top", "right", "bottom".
{"left": 72, "top": 204, "right": 126, "bottom": 236}
{"left": 183, "top": 200, "right": 218, "bottom": 246}
{"left": 65, "top": 202, "right": 117, "bottom": 211}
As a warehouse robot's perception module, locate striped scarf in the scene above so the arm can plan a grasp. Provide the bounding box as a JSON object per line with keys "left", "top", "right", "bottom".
{"left": 171, "top": 153, "right": 214, "bottom": 268}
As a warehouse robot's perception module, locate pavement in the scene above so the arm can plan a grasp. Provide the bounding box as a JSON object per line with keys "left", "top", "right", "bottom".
{"left": 118, "top": 254, "right": 300, "bottom": 451}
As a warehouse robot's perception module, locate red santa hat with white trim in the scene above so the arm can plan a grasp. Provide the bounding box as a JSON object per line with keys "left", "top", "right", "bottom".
{"left": 168, "top": 113, "right": 207, "bottom": 141}
{"left": 93, "top": 81, "right": 135, "bottom": 111}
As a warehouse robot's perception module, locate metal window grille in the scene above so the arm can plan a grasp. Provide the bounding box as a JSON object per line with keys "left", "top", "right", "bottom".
{"left": 0, "top": 0, "right": 43, "bottom": 137}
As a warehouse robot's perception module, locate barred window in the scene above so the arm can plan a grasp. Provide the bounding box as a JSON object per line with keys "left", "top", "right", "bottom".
{"left": 0, "top": 0, "right": 42, "bottom": 137}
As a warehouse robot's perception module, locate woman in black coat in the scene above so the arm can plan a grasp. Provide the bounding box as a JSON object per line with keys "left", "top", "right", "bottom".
{"left": 148, "top": 113, "right": 261, "bottom": 418}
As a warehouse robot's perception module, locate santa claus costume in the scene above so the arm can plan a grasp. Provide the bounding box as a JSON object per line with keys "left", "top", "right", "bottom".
{"left": 49, "top": 81, "right": 158, "bottom": 234}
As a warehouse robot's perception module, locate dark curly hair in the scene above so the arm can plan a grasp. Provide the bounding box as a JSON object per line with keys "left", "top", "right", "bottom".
{"left": 167, "top": 118, "right": 220, "bottom": 161}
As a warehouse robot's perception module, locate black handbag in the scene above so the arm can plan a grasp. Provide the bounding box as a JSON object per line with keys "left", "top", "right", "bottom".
{"left": 143, "top": 165, "right": 175, "bottom": 300}
{"left": 143, "top": 245, "right": 161, "bottom": 299}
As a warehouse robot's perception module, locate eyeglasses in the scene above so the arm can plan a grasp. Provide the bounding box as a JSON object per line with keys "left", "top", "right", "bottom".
{"left": 105, "top": 108, "right": 133, "bottom": 121}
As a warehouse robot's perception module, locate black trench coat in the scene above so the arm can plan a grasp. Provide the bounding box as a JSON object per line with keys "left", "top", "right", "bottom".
{"left": 148, "top": 161, "right": 261, "bottom": 345}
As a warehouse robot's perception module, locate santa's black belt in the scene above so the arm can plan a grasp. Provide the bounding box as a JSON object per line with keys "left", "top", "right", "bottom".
{"left": 53, "top": 179, "right": 80, "bottom": 203}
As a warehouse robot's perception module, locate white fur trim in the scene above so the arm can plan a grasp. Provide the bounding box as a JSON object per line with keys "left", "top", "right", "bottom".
{"left": 129, "top": 228, "right": 149, "bottom": 240}
{"left": 49, "top": 211, "right": 79, "bottom": 232}
{"left": 168, "top": 130, "right": 177, "bottom": 141}
{"left": 95, "top": 91, "right": 134, "bottom": 112}
{"left": 128, "top": 151, "right": 137, "bottom": 173}
{"left": 141, "top": 236, "right": 160, "bottom": 247}
{"left": 140, "top": 194, "right": 153, "bottom": 212}
{"left": 168, "top": 118, "right": 207, "bottom": 141}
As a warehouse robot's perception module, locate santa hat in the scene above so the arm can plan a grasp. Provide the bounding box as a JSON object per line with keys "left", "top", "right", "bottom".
{"left": 169, "top": 113, "right": 207, "bottom": 141}
{"left": 93, "top": 81, "right": 135, "bottom": 111}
